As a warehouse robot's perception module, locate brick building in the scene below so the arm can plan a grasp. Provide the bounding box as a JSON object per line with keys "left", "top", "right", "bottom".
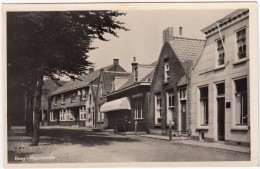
{"left": 49, "top": 59, "right": 126, "bottom": 127}
{"left": 189, "top": 9, "right": 250, "bottom": 146}
{"left": 100, "top": 58, "right": 157, "bottom": 132}
{"left": 149, "top": 27, "right": 205, "bottom": 136}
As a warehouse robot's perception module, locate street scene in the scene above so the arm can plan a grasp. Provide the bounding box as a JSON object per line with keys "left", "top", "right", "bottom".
{"left": 5, "top": 3, "right": 257, "bottom": 166}
{"left": 8, "top": 127, "right": 250, "bottom": 163}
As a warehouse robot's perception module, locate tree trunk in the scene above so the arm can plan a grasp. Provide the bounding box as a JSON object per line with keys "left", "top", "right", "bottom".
{"left": 31, "top": 74, "right": 43, "bottom": 146}
{"left": 25, "top": 91, "right": 33, "bottom": 136}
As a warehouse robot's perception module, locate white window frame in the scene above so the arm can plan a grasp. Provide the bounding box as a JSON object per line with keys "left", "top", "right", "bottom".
{"left": 53, "top": 96, "right": 57, "bottom": 106}
{"left": 232, "top": 77, "right": 248, "bottom": 128}
{"left": 81, "top": 89, "right": 87, "bottom": 100}
{"left": 216, "top": 38, "right": 225, "bottom": 67}
{"left": 50, "top": 111, "right": 57, "bottom": 122}
{"left": 155, "top": 93, "right": 162, "bottom": 124}
{"left": 79, "top": 106, "right": 87, "bottom": 120}
{"left": 61, "top": 94, "right": 65, "bottom": 104}
{"left": 60, "top": 109, "right": 66, "bottom": 121}
{"left": 134, "top": 97, "right": 143, "bottom": 119}
{"left": 166, "top": 91, "right": 174, "bottom": 124}
{"left": 67, "top": 109, "right": 75, "bottom": 121}
{"left": 179, "top": 88, "right": 187, "bottom": 100}
{"left": 164, "top": 62, "right": 169, "bottom": 82}
{"left": 235, "top": 28, "right": 247, "bottom": 61}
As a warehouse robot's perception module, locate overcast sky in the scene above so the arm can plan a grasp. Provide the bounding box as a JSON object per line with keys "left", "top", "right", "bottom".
{"left": 88, "top": 9, "right": 235, "bottom": 72}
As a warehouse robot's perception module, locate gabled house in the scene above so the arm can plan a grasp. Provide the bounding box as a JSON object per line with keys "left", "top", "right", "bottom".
{"left": 40, "top": 79, "right": 67, "bottom": 126}
{"left": 190, "top": 9, "right": 250, "bottom": 146}
{"left": 99, "top": 58, "right": 157, "bottom": 132}
{"left": 49, "top": 59, "right": 127, "bottom": 127}
{"left": 95, "top": 70, "right": 132, "bottom": 129}
{"left": 149, "top": 27, "right": 205, "bottom": 136}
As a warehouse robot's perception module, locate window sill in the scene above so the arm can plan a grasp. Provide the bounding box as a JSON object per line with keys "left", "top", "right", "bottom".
{"left": 214, "top": 65, "right": 225, "bottom": 71}
{"left": 196, "top": 126, "right": 209, "bottom": 131}
{"left": 233, "top": 58, "right": 249, "bottom": 66}
{"left": 81, "top": 98, "right": 86, "bottom": 101}
{"left": 53, "top": 104, "right": 57, "bottom": 106}
{"left": 231, "top": 125, "right": 249, "bottom": 131}
{"left": 61, "top": 102, "right": 65, "bottom": 105}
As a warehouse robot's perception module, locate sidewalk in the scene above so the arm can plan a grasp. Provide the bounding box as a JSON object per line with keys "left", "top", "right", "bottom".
{"left": 140, "top": 134, "right": 250, "bottom": 154}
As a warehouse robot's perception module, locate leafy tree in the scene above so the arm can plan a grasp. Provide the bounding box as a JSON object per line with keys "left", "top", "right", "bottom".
{"left": 7, "top": 11, "right": 128, "bottom": 146}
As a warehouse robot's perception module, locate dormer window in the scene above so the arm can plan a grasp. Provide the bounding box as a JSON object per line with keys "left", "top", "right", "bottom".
{"left": 53, "top": 96, "right": 57, "bottom": 105}
{"left": 236, "top": 28, "right": 246, "bottom": 59}
{"left": 82, "top": 89, "right": 86, "bottom": 100}
{"left": 61, "top": 94, "right": 65, "bottom": 104}
{"left": 71, "top": 92, "right": 76, "bottom": 103}
{"left": 217, "top": 38, "right": 225, "bottom": 66}
{"left": 164, "top": 62, "right": 169, "bottom": 82}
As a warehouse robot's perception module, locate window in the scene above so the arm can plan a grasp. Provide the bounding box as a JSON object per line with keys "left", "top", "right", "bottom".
{"left": 166, "top": 91, "right": 174, "bottom": 124}
{"left": 71, "top": 92, "right": 76, "bottom": 103}
{"left": 60, "top": 109, "right": 66, "bottom": 121}
{"left": 217, "top": 38, "right": 225, "bottom": 66}
{"left": 89, "top": 94, "right": 92, "bottom": 104}
{"left": 67, "top": 109, "right": 75, "bottom": 121}
{"left": 50, "top": 111, "right": 57, "bottom": 121}
{"left": 234, "top": 78, "right": 248, "bottom": 125}
{"left": 134, "top": 67, "right": 138, "bottom": 82}
{"left": 78, "top": 90, "right": 81, "bottom": 96}
{"left": 200, "top": 87, "right": 209, "bottom": 125}
{"left": 134, "top": 98, "right": 143, "bottom": 119}
{"left": 236, "top": 28, "right": 246, "bottom": 59}
{"left": 82, "top": 89, "right": 87, "bottom": 100}
{"left": 217, "top": 83, "right": 225, "bottom": 96}
{"left": 53, "top": 96, "right": 57, "bottom": 105}
{"left": 61, "top": 94, "right": 65, "bottom": 104}
{"left": 164, "top": 62, "right": 169, "bottom": 82}
{"left": 79, "top": 106, "right": 86, "bottom": 120}
{"left": 180, "top": 88, "right": 187, "bottom": 100}
{"left": 155, "top": 93, "right": 161, "bottom": 124}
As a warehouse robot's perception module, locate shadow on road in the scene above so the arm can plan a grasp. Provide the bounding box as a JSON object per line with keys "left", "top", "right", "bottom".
{"left": 38, "top": 128, "right": 141, "bottom": 147}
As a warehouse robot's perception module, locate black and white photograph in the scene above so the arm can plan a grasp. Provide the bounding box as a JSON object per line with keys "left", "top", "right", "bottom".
{"left": 2, "top": 1, "right": 259, "bottom": 168}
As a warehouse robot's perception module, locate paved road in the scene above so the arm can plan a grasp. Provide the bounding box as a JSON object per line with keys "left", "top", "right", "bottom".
{"left": 8, "top": 128, "right": 250, "bottom": 163}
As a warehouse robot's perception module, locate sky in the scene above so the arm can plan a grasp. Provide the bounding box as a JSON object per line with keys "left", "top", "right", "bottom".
{"left": 87, "top": 9, "right": 236, "bottom": 72}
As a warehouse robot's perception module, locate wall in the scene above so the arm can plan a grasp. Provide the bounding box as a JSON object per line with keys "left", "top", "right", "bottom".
{"left": 190, "top": 17, "right": 250, "bottom": 145}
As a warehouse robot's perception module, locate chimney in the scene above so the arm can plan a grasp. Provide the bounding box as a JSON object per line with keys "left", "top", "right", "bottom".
{"left": 113, "top": 59, "right": 119, "bottom": 66}
{"left": 163, "top": 27, "right": 174, "bottom": 45}
{"left": 131, "top": 57, "right": 138, "bottom": 82}
{"left": 179, "top": 27, "right": 182, "bottom": 36}
{"left": 89, "top": 67, "right": 94, "bottom": 73}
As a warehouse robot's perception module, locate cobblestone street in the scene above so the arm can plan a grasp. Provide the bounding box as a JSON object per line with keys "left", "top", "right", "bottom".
{"left": 8, "top": 128, "right": 250, "bottom": 163}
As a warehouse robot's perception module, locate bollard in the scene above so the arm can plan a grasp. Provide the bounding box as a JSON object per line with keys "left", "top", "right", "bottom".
{"left": 169, "top": 120, "right": 172, "bottom": 141}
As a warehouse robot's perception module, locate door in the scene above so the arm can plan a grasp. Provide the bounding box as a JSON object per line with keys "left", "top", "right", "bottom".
{"left": 180, "top": 100, "right": 186, "bottom": 133}
{"left": 217, "top": 98, "right": 225, "bottom": 141}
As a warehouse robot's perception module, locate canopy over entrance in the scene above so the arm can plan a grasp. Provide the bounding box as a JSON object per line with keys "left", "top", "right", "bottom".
{"left": 100, "top": 97, "right": 131, "bottom": 113}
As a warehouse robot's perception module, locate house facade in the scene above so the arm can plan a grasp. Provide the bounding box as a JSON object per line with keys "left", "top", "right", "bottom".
{"left": 99, "top": 58, "right": 157, "bottom": 132}
{"left": 189, "top": 9, "right": 250, "bottom": 146}
{"left": 149, "top": 27, "right": 205, "bottom": 136}
{"left": 49, "top": 59, "right": 126, "bottom": 127}
{"left": 95, "top": 70, "right": 131, "bottom": 129}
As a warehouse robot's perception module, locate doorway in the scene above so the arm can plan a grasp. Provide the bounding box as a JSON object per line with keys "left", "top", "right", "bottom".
{"left": 217, "top": 98, "right": 225, "bottom": 141}
{"left": 180, "top": 100, "right": 186, "bottom": 134}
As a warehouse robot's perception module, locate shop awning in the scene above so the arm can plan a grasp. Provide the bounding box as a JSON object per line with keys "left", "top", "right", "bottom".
{"left": 100, "top": 97, "right": 131, "bottom": 113}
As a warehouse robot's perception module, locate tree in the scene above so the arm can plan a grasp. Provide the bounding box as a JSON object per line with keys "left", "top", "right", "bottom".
{"left": 7, "top": 11, "right": 128, "bottom": 146}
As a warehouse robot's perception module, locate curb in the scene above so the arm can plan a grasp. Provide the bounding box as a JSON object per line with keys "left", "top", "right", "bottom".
{"left": 139, "top": 135, "right": 250, "bottom": 154}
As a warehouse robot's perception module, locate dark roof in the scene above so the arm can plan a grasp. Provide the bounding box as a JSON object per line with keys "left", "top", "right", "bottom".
{"left": 103, "top": 71, "right": 131, "bottom": 93}
{"left": 168, "top": 37, "right": 205, "bottom": 65}
{"left": 150, "top": 60, "right": 159, "bottom": 66}
{"left": 51, "top": 64, "right": 126, "bottom": 96}
{"left": 42, "top": 79, "right": 67, "bottom": 96}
